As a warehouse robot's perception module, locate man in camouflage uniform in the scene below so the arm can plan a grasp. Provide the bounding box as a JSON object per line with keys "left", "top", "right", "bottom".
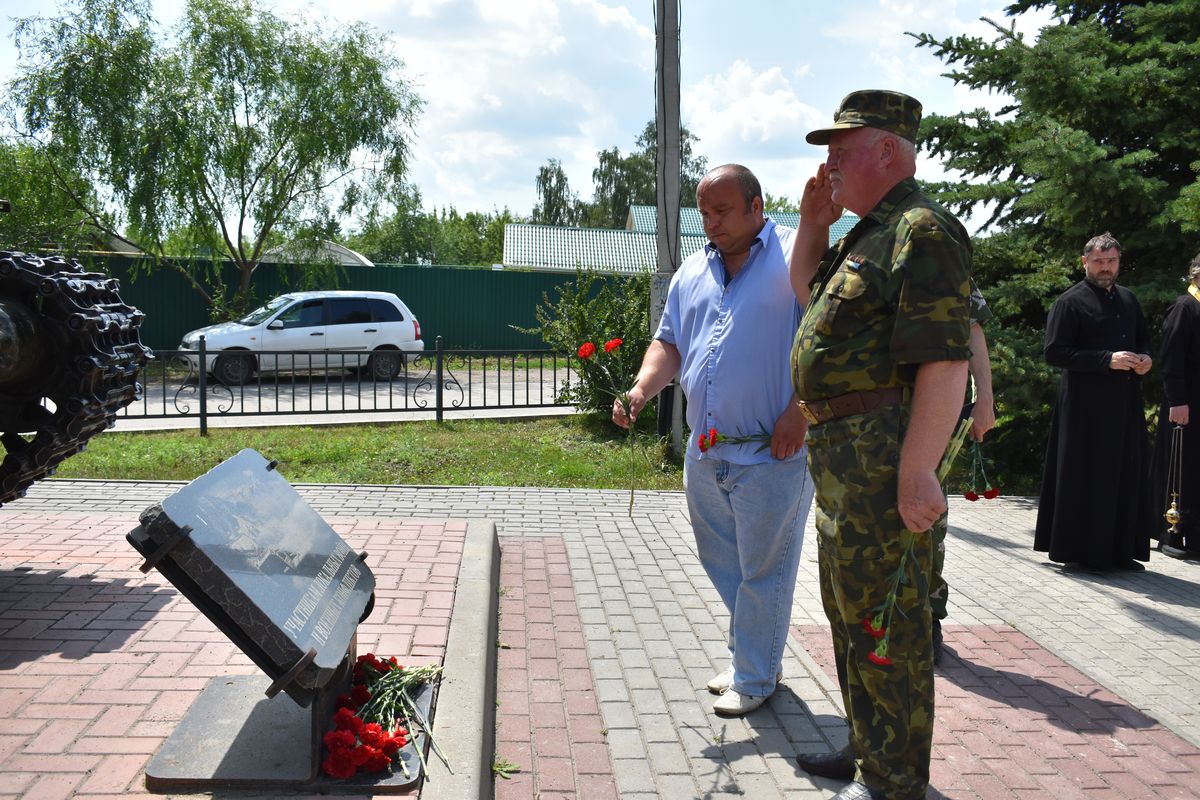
{"left": 788, "top": 90, "right": 972, "bottom": 800}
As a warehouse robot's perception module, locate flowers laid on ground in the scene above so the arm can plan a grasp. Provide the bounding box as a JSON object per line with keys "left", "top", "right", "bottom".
{"left": 696, "top": 424, "right": 773, "bottom": 454}
{"left": 577, "top": 336, "right": 639, "bottom": 515}
{"left": 962, "top": 440, "right": 1001, "bottom": 501}
{"left": 322, "top": 653, "right": 448, "bottom": 781}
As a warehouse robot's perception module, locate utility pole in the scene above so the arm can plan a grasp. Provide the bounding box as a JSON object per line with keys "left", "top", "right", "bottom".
{"left": 653, "top": 0, "right": 683, "bottom": 455}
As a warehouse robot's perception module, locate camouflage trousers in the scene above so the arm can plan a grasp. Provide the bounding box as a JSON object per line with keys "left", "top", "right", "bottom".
{"left": 807, "top": 406, "right": 934, "bottom": 800}
{"left": 930, "top": 415, "right": 973, "bottom": 620}
{"left": 929, "top": 514, "right": 949, "bottom": 620}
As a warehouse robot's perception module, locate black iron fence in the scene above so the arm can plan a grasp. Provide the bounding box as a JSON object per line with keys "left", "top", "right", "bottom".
{"left": 121, "top": 336, "right": 579, "bottom": 433}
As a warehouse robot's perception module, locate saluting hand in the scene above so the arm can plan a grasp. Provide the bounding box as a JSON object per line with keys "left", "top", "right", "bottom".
{"left": 800, "top": 164, "right": 844, "bottom": 229}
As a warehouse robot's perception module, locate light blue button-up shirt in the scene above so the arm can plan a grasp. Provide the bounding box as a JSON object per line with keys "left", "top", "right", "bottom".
{"left": 655, "top": 218, "right": 805, "bottom": 464}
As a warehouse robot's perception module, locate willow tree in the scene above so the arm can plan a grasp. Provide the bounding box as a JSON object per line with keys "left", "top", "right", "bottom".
{"left": 0, "top": 141, "right": 98, "bottom": 253}
{"left": 8, "top": 0, "right": 421, "bottom": 314}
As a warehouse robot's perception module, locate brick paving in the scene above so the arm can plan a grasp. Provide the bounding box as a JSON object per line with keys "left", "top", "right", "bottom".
{"left": 494, "top": 537, "right": 617, "bottom": 800}
{"left": 0, "top": 511, "right": 465, "bottom": 800}
{"left": 794, "top": 624, "right": 1200, "bottom": 799}
{"left": 5, "top": 480, "right": 1200, "bottom": 798}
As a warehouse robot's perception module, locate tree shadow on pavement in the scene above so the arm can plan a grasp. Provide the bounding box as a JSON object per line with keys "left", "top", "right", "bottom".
{"left": 1067, "top": 560, "right": 1200, "bottom": 602}
{"left": 0, "top": 565, "right": 173, "bottom": 668}
{"left": 946, "top": 522, "right": 1029, "bottom": 551}
{"left": 937, "top": 632, "right": 1158, "bottom": 737}
{"left": 684, "top": 684, "right": 850, "bottom": 799}
{"left": 794, "top": 623, "right": 1160, "bottom": 799}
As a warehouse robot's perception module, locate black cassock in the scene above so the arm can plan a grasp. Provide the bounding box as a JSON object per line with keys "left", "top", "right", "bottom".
{"left": 1150, "top": 292, "right": 1200, "bottom": 552}
{"left": 1034, "top": 280, "right": 1154, "bottom": 568}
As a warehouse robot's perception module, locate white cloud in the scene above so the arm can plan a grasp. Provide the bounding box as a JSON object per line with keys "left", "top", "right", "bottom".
{"left": 683, "top": 60, "right": 825, "bottom": 163}
{"left": 329, "top": 0, "right": 657, "bottom": 213}
{"left": 0, "top": 0, "right": 1060, "bottom": 222}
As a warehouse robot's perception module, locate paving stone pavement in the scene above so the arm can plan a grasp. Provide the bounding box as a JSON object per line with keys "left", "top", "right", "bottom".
{"left": 6, "top": 479, "right": 1200, "bottom": 798}
{"left": 0, "top": 509, "right": 466, "bottom": 800}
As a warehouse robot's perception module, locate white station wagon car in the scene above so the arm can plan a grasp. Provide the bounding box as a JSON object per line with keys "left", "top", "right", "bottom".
{"left": 178, "top": 290, "right": 424, "bottom": 385}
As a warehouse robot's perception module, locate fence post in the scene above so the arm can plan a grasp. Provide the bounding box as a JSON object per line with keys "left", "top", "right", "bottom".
{"left": 435, "top": 336, "right": 444, "bottom": 423}
{"left": 198, "top": 336, "right": 208, "bottom": 437}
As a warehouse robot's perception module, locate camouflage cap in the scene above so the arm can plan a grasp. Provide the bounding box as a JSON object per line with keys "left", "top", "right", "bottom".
{"left": 805, "top": 90, "right": 922, "bottom": 145}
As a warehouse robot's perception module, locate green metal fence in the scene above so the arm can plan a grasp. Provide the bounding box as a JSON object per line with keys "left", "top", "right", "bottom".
{"left": 87, "top": 254, "right": 605, "bottom": 351}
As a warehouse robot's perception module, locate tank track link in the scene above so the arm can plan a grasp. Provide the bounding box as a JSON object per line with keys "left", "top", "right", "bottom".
{"left": 0, "top": 251, "right": 152, "bottom": 506}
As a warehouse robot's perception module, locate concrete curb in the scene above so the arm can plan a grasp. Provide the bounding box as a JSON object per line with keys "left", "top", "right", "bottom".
{"left": 422, "top": 519, "right": 499, "bottom": 800}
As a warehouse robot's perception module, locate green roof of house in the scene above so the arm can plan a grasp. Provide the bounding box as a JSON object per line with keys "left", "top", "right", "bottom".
{"left": 627, "top": 205, "right": 859, "bottom": 242}
{"left": 503, "top": 224, "right": 709, "bottom": 273}
{"left": 504, "top": 207, "right": 860, "bottom": 273}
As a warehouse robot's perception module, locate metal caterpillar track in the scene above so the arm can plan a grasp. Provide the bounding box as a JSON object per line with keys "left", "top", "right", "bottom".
{"left": 0, "top": 251, "right": 151, "bottom": 506}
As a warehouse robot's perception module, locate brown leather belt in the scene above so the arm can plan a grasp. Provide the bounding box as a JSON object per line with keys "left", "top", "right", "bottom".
{"left": 797, "top": 387, "right": 906, "bottom": 426}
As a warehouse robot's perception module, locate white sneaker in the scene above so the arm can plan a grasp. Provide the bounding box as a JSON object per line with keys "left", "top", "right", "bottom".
{"left": 706, "top": 667, "right": 783, "bottom": 695}
{"left": 706, "top": 667, "right": 735, "bottom": 694}
{"left": 713, "top": 689, "right": 769, "bottom": 717}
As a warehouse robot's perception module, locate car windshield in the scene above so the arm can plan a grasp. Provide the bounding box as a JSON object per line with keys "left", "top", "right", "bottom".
{"left": 237, "top": 295, "right": 295, "bottom": 325}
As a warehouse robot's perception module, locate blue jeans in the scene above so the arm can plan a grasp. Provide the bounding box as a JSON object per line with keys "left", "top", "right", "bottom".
{"left": 684, "top": 454, "right": 814, "bottom": 696}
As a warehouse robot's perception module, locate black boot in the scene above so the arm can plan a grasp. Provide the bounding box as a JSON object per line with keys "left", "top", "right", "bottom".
{"left": 1162, "top": 531, "right": 1189, "bottom": 559}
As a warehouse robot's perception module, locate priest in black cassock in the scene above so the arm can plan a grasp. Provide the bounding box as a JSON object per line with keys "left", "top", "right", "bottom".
{"left": 1035, "top": 232, "right": 1155, "bottom": 572}
{"left": 1152, "top": 254, "right": 1200, "bottom": 559}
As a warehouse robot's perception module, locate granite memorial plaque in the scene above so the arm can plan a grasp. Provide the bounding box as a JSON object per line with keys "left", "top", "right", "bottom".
{"left": 127, "top": 448, "right": 375, "bottom": 706}
{"left": 127, "top": 448, "right": 432, "bottom": 791}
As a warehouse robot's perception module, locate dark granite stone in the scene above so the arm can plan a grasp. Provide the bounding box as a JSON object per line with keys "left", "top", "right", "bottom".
{"left": 128, "top": 448, "right": 375, "bottom": 706}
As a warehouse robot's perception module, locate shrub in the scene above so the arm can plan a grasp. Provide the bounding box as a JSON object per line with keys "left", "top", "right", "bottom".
{"left": 522, "top": 268, "right": 652, "bottom": 415}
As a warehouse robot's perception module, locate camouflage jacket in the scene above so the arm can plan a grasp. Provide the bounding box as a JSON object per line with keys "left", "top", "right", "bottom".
{"left": 791, "top": 177, "right": 972, "bottom": 401}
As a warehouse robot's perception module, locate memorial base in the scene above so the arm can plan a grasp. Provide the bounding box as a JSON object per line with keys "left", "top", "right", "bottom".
{"left": 146, "top": 674, "right": 430, "bottom": 794}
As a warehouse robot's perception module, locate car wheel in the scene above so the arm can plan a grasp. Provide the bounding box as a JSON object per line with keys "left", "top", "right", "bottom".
{"left": 367, "top": 349, "right": 402, "bottom": 381}
{"left": 213, "top": 352, "right": 256, "bottom": 385}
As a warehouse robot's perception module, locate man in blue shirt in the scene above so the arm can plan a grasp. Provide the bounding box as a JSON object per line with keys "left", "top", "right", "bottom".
{"left": 614, "top": 164, "right": 814, "bottom": 717}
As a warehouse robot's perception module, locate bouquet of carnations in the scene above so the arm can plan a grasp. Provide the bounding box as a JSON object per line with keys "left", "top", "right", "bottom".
{"left": 322, "top": 653, "right": 448, "bottom": 780}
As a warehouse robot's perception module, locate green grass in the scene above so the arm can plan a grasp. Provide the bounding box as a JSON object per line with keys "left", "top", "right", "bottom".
{"left": 54, "top": 415, "right": 683, "bottom": 490}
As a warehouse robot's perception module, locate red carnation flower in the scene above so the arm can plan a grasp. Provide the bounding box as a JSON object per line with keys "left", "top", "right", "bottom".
{"left": 349, "top": 743, "right": 374, "bottom": 767}
{"left": 964, "top": 491, "right": 980, "bottom": 502}
{"left": 983, "top": 487, "right": 1000, "bottom": 500}
{"left": 697, "top": 431, "right": 710, "bottom": 452}
{"left": 334, "top": 707, "right": 363, "bottom": 733}
{"left": 323, "top": 729, "right": 356, "bottom": 751}
{"left": 361, "top": 746, "right": 392, "bottom": 773}
{"left": 351, "top": 684, "right": 371, "bottom": 707}
{"left": 861, "top": 616, "right": 886, "bottom": 639}
{"left": 359, "top": 722, "right": 386, "bottom": 748}
{"left": 603, "top": 338, "right": 623, "bottom": 353}
{"left": 387, "top": 727, "right": 410, "bottom": 754}
{"left": 577, "top": 342, "right": 597, "bottom": 360}
{"left": 322, "top": 749, "right": 357, "bottom": 779}
{"left": 867, "top": 651, "right": 893, "bottom": 666}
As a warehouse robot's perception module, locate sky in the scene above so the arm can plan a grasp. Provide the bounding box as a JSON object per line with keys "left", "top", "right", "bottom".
{"left": 0, "top": 0, "right": 1056, "bottom": 225}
